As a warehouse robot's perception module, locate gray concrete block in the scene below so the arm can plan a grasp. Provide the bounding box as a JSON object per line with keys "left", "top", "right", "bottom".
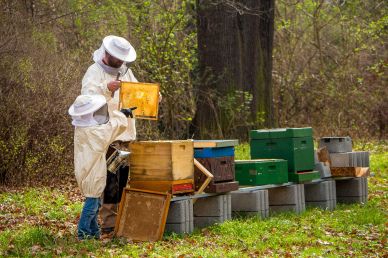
{"left": 330, "top": 153, "right": 351, "bottom": 167}
{"left": 268, "top": 185, "right": 298, "bottom": 205}
{"left": 194, "top": 195, "right": 227, "bottom": 217}
{"left": 225, "top": 193, "right": 232, "bottom": 220}
{"left": 165, "top": 222, "right": 192, "bottom": 235}
{"left": 336, "top": 178, "right": 365, "bottom": 197}
{"left": 306, "top": 201, "right": 332, "bottom": 210}
{"left": 305, "top": 181, "right": 331, "bottom": 201}
{"left": 269, "top": 205, "right": 299, "bottom": 214}
{"left": 167, "top": 199, "right": 191, "bottom": 223}
{"left": 337, "top": 196, "right": 367, "bottom": 204}
{"left": 268, "top": 184, "right": 305, "bottom": 215}
{"left": 231, "top": 190, "right": 269, "bottom": 212}
{"left": 319, "top": 137, "right": 352, "bottom": 153}
{"left": 232, "top": 209, "right": 269, "bottom": 219}
{"left": 315, "top": 162, "right": 332, "bottom": 178}
{"left": 194, "top": 216, "right": 225, "bottom": 228}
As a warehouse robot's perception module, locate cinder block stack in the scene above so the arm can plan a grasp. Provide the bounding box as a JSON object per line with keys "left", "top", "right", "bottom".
{"left": 304, "top": 180, "right": 336, "bottom": 210}
{"left": 231, "top": 189, "right": 269, "bottom": 218}
{"left": 268, "top": 184, "right": 305, "bottom": 214}
{"left": 193, "top": 194, "right": 231, "bottom": 228}
{"left": 314, "top": 151, "right": 331, "bottom": 178}
{"left": 336, "top": 177, "right": 368, "bottom": 204}
{"left": 165, "top": 199, "right": 194, "bottom": 234}
{"left": 319, "top": 137, "right": 369, "bottom": 204}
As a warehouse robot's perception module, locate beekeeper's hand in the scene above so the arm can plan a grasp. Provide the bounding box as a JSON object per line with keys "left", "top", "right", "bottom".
{"left": 107, "top": 80, "right": 120, "bottom": 93}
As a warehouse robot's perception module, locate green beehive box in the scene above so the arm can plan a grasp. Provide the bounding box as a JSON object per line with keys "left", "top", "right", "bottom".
{"left": 235, "top": 159, "right": 288, "bottom": 186}
{"left": 250, "top": 128, "right": 314, "bottom": 174}
{"left": 288, "top": 171, "right": 320, "bottom": 183}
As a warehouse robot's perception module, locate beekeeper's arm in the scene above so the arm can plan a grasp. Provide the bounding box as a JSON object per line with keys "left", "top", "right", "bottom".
{"left": 81, "top": 65, "right": 112, "bottom": 99}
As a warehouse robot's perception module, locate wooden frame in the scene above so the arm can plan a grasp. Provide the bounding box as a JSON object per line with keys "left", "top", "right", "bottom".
{"left": 119, "top": 81, "right": 160, "bottom": 120}
{"left": 193, "top": 158, "right": 213, "bottom": 203}
{"left": 114, "top": 188, "right": 171, "bottom": 242}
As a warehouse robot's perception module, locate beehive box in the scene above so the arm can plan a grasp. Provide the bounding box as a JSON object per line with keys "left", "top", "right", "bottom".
{"left": 194, "top": 140, "right": 239, "bottom": 193}
{"left": 129, "top": 140, "right": 194, "bottom": 181}
{"left": 250, "top": 128, "right": 314, "bottom": 173}
{"left": 235, "top": 159, "right": 288, "bottom": 186}
{"left": 129, "top": 140, "right": 194, "bottom": 193}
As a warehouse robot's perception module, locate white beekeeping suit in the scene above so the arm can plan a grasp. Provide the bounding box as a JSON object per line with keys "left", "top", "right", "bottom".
{"left": 81, "top": 35, "right": 138, "bottom": 142}
{"left": 69, "top": 95, "right": 128, "bottom": 197}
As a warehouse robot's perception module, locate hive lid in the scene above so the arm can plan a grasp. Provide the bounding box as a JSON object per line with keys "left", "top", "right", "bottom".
{"left": 250, "top": 127, "right": 313, "bottom": 139}
{"left": 114, "top": 188, "right": 171, "bottom": 242}
{"left": 193, "top": 139, "right": 239, "bottom": 148}
{"left": 235, "top": 159, "right": 287, "bottom": 164}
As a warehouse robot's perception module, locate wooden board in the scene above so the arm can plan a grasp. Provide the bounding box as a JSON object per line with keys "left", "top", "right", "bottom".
{"left": 129, "top": 179, "right": 194, "bottom": 194}
{"left": 129, "top": 140, "right": 194, "bottom": 181}
{"left": 193, "top": 140, "right": 239, "bottom": 148}
{"left": 331, "top": 167, "right": 370, "bottom": 177}
{"left": 119, "top": 82, "right": 160, "bottom": 120}
{"left": 114, "top": 188, "right": 171, "bottom": 242}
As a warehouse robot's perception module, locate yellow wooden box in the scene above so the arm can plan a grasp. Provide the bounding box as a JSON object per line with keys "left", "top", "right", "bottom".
{"left": 119, "top": 81, "right": 160, "bottom": 120}
{"left": 129, "top": 140, "right": 194, "bottom": 181}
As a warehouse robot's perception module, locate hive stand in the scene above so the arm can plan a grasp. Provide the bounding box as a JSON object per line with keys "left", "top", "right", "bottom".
{"left": 165, "top": 199, "right": 194, "bottom": 235}
{"left": 193, "top": 194, "right": 231, "bottom": 228}
{"left": 267, "top": 184, "right": 305, "bottom": 214}
{"left": 304, "top": 179, "right": 336, "bottom": 210}
{"left": 336, "top": 177, "right": 368, "bottom": 204}
{"left": 231, "top": 189, "right": 269, "bottom": 218}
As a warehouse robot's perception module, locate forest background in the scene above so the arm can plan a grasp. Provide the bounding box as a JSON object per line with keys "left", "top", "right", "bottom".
{"left": 0, "top": 0, "right": 386, "bottom": 186}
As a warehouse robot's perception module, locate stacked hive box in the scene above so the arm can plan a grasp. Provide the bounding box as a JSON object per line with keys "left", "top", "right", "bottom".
{"left": 318, "top": 137, "right": 369, "bottom": 204}
{"left": 129, "top": 140, "right": 195, "bottom": 194}
{"left": 194, "top": 140, "right": 239, "bottom": 193}
{"left": 234, "top": 159, "right": 288, "bottom": 186}
{"left": 250, "top": 127, "right": 320, "bottom": 183}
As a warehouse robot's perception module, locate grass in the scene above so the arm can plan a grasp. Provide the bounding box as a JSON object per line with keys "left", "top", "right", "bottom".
{"left": 0, "top": 141, "right": 387, "bottom": 257}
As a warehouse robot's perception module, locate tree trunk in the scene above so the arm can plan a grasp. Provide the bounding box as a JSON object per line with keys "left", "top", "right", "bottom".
{"left": 192, "top": 0, "right": 275, "bottom": 139}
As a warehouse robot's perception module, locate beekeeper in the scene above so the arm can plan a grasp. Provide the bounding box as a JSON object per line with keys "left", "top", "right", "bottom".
{"left": 68, "top": 94, "right": 129, "bottom": 240}
{"left": 81, "top": 35, "right": 138, "bottom": 235}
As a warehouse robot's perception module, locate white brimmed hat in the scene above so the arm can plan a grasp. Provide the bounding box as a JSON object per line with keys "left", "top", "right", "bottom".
{"left": 68, "top": 95, "right": 106, "bottom": 116}
{"left": 103, "top": 35, "right": 136, "bottom": 62}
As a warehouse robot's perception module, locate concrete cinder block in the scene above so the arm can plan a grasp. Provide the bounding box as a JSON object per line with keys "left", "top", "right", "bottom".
{"left": 305, "top": 180, "right": 335, "bottom": 201}
{"left": 165, "top": 199, "right": 194, "bottom": 234}
{"left": 194, "top": 195, "right": 227, "bottom": 217}
{"left": 268, "top": 185, "right": 298, "bottom": 205}
{"left": 336, "top": 177, "right": 368, "bottom": 204}
{"left": 194, "top": 216, "right": 225, "bottom": 228}
{"left": 167, "top": 199, "right": 191, "bottom": 223}
{"left": 231, "top": 190, "right": 269, "bottom": 219}
{"left": 268, "top": 184, "right": 305, "bottom": 214}
{"left": 330, "top": 153, "right": 351, "bottom": 167}
{"left": 336, "top": 178, "right": 365, "bottom": 196}
{"left": 305, "top": 200, "right": 332, "bottom": 210}
{"left": 315, "top": 162, "right": 331, "bottom": 178}
{"left": 193, "top": 194, "right": 231, "bottom": 228}
{"left": 319, "top": 137, "right": 352, "bottom": 153}
{"left": 231, "top": 190, "right": 268, "bottom": 212}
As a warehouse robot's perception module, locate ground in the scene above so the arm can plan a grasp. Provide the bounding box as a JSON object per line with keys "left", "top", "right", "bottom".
{"left": 0, "top": 141, "right": 387, "bottom": 257}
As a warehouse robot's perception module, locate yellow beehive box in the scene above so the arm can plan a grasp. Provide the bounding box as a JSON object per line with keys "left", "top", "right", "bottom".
{"left": 119, "top": 82, "right": 160, "bottom": 120}
{"left": 129, "top": 140, "right": 194, "bottom": 181}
